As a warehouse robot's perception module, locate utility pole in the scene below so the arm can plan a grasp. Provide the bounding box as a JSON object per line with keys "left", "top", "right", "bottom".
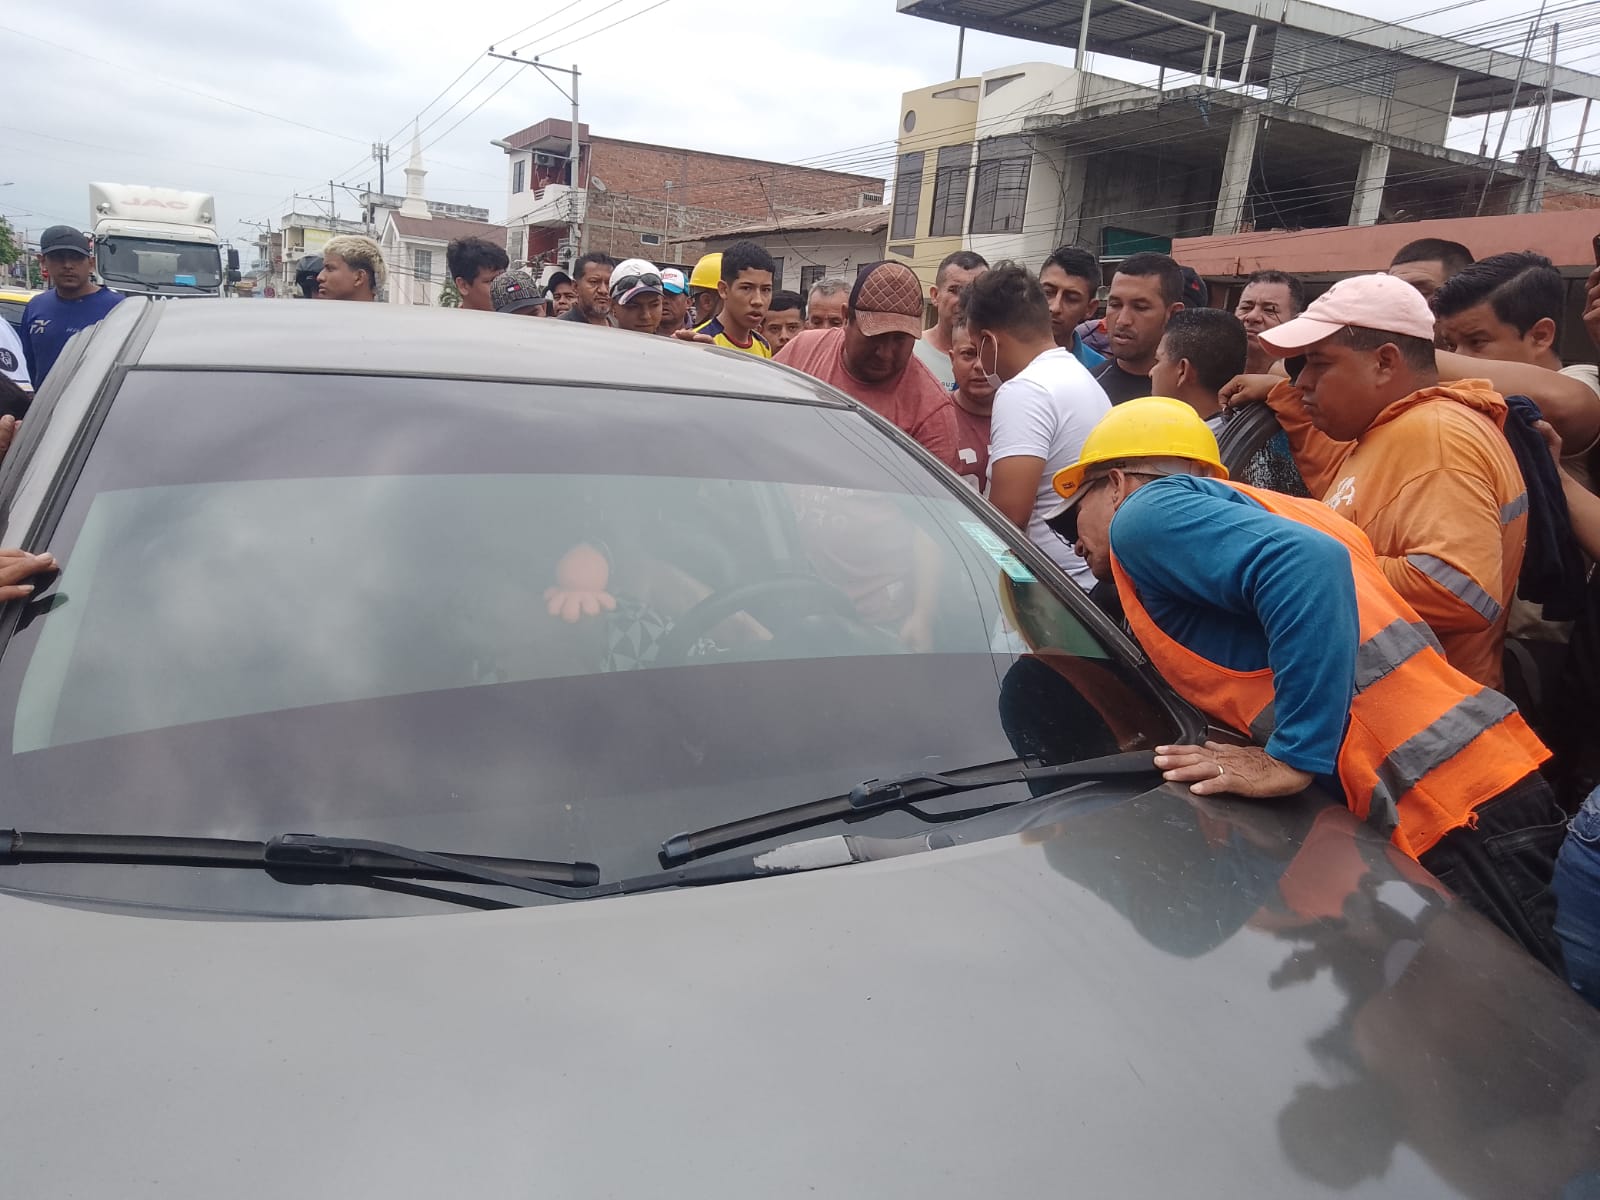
{"left": 1477, "top": 6, "right": 1543, "bottom": 216}
{"left": 372, "top": 143, "right": 390, "bottom": 196}
{"left": 487, "top": 49, "right": 583, "bottom": 271}
{"left": 1528, "top": 23, "right": 1559, "bottom": 212}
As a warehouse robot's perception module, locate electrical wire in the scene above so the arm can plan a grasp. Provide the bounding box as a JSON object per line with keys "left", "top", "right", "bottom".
{"left": 0, "top": 22, "right": 367, "bottom": 147}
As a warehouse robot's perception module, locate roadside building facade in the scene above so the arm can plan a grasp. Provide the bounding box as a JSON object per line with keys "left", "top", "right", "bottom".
{"left": 495, "top": 119, "right": 885, "bottom": 271}
{"left": 376, "top": 134, "right": 505, "bottom": 307}
{"left": 674, "top": 206, "right": 890, "bottom": 296}
{"left": 887, "top": 0, "right": 1600, "bottom": 290}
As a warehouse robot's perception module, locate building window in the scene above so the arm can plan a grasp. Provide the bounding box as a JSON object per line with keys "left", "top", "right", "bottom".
{"left": 928, "top": 144, "right": 972, "bottom": 238}
{"left": 513, "top": 159, "right": 526, "bottom": 194}
{"left": 970, "top": 136, "right": 1031, "bottom": 235}
{"left": 413, "top": 248, "right": 433, "bottom": 304}
{"left": 890, "top": 151, "right": 924, "bottom": 241}
{"left": 799, "top": 264, "right": 824, "bottom": 298}
{"left": 770, "top": 256, "right": 784, "bottom": 288}
{"left": 508, "top": 228, "right": 525, "bottom": 262}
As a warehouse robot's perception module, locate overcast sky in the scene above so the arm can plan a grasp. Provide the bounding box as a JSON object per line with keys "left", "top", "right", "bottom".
{"left": 3, "top": 0, "right": 1594, "bottom": 255}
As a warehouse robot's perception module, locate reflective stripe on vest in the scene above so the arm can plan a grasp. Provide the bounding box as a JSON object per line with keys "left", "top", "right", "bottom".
{"left": 1364, "top": 689, "right": 1518, "bottom": 839}
{"left": 1250, "top": 619, "right": 1437, "bottom": 740}
{"left": 1404, "top": 554, "right": 1504, "bottom": 623}
{"left": 1500, "top": 493, "right": 1529, "bottom": 524}
{"left": 1376, "top": 687, "right": 1518, "bottom": 804}
{"left": 1108, "top": 479, "right": 1548, "bottom": 857}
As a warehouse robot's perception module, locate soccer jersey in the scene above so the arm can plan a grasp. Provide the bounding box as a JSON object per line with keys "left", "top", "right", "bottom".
{"left": 696, "top": 317, "right": 771, "bottom": 358}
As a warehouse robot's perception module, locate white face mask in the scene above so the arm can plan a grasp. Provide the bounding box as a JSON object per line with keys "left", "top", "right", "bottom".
{"left": 978, "top": 333, "right": 1004, "bottom": 391}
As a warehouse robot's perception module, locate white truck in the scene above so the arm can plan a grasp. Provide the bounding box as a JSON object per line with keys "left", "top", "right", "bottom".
{"left": 88, "top": 183, "right": 237, "bottom": 298}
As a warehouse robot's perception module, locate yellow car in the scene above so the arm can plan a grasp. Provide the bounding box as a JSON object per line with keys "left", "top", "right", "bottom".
{"left": 0, "top": 286, "right": 42, "bottom": 337}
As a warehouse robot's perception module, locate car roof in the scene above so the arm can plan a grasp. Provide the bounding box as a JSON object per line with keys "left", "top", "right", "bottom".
{"left": 130, "top": 298, "right": 850, "bottom": 406}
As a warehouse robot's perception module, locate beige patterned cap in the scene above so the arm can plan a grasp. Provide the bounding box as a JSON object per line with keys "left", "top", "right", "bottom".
{"left": 848, "top": 261, "right": 924, "bottom": 337}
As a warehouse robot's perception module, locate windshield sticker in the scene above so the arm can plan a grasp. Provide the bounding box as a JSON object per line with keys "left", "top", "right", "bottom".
{"left": 174, "top": 274, "right": 197, "bottom": 286}
{"left": 959, "top": 521, "right": 1036, "bottom": 582}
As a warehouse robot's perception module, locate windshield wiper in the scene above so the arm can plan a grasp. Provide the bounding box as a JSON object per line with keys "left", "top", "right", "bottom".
{"left": 0, "top": 830, "right": 600, "bottom": 901}
{"left": 97, "top": 272, "right": 208, "bottom": 291}
{"left": 659, "top": 750, "right": 1162, "bottom": 864}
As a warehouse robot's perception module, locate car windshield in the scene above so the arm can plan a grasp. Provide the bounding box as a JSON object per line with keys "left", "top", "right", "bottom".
{"left": 0, "top": 370, "right": 1183, "bottom": 917}
{"left": 95, "top": 237, "right": 220, "bottom": 291}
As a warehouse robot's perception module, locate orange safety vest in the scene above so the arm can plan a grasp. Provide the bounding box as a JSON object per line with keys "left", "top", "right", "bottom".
{"left": 1110, "top": 481, "right": 1549, "bottom": 859}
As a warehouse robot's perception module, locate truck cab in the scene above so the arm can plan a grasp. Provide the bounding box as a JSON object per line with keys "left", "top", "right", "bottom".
{"left": 89, "top": 183, "right": 225, "bottom": 299}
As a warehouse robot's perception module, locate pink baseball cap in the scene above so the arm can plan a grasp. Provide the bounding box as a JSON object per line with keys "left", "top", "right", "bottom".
{"left": 1258, "top": 273, "right": 1436, "bottom": 355}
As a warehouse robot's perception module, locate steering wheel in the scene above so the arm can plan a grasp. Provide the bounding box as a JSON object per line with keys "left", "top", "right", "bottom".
{"left": 655, "top": 575, "right": 868, "bottom": 662}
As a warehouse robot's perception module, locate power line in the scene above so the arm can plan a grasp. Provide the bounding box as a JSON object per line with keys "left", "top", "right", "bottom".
{"left": 221, "top": 0, "right": 1600, "bottom": 240}
{"left": 540, "top": 0, "right": 679, "bottom": 56}
{"left": 511, "top": 0, "right": 635, "bottom": 54}
{"left": 0, "top": 22, "right": 367, "bottom": 147}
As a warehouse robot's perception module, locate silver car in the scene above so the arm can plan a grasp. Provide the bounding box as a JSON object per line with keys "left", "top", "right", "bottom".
{"left": 1, "top": 299, "right": 1597, "bottom": 1198}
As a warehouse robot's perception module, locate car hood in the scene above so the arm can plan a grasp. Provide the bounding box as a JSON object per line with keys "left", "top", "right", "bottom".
{"left": 5, "top": 783, "right": 1599, "bottom": 1199}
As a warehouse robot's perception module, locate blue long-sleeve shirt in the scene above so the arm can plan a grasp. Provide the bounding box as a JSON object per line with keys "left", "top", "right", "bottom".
{"left": 21, "top": 287, "right": 123, "bottom": 385}
{"left": 1109, "top": 476, "right": 1359, "bottom": 775}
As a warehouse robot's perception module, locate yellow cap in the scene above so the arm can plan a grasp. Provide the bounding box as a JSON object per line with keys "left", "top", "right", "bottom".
{"left": 1048, "top": 396, "right": 1227, "bottom": 512}
{"left": 689, "top": 252, "right": 723, "bottom": 292}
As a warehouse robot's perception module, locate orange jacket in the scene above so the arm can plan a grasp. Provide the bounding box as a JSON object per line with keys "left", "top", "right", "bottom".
{"left": 1266, "top": 380, "right": 1527, "bottom": 689}
{"left": 1110, "top": 481, "right": 1548, "bottom": 858}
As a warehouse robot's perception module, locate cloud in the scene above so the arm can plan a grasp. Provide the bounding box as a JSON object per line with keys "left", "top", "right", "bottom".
{"left": 5, "top": 0, "right": 1590, "bottom": 254}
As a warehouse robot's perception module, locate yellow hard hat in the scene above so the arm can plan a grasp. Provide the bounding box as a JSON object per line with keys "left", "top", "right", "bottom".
{"left": 689, "top": 252, "right": 723, "bottom": 292}
{"left": 1049, "top": 396, "right": 1227, "bottom": 508}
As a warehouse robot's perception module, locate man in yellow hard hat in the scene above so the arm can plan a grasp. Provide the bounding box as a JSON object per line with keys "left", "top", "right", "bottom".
{"left": 688, "top": 252, "right": 723, "bottom": 328}
{"left": 1045, "top": 396, "right": 1564, "bottom": 969}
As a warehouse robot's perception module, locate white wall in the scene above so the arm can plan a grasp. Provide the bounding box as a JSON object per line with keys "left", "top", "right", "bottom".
{"left": 968, "top": 63, "right": 1157, "bottom": 265}
{"left": 704, "top": 230, "right": 887, "bottom": 292}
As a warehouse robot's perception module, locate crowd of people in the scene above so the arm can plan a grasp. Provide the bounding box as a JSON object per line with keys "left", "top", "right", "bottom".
{"left": 9, "top": 214, "right": 1600, "bottom": 1007}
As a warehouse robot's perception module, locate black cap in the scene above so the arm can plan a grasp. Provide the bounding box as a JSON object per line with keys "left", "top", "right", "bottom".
{"left": 40, "top": 226, "right": 92, "bottom": 257}
{"left": 1179, "top": 266, "right": 1209, "bottom": 309}
{"left": 546, "top": 270, "right": 573, "bottom": 290}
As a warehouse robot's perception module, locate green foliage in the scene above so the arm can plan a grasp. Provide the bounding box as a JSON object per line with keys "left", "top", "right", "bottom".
{"left": 438, "top": 277, "right": 462, "bottom": 308}
{"left": 0, "top": 218, "right": 19, "bottom": 268}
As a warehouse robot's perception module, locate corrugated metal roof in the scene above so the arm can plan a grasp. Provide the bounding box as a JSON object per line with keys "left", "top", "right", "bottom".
{"left": 388, "top": 215, "right": 507, "bottom": 247}
{"left": 897, "top": 0, "right": 1600, "bottom": 115}
{"left": 1172, "top": 208, "right": 1600, "bottom": 276}
{"left": 693, "top": 205, "right": 891, "bottom": 240}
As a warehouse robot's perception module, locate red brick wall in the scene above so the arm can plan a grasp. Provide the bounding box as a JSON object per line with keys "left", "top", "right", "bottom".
{"left": 589, "top": 140, "right": 882, "bottom": 227}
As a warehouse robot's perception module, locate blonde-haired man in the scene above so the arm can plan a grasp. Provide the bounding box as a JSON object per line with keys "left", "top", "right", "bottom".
{"left": 318, "top": 235, "right": 386, "bottom": 302}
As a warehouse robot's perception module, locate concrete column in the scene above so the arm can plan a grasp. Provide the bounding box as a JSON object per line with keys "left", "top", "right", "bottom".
{"left": 1509, "top": 171, "right": 1538, "bottom": 215}
{"left": 1211, "top": 112, "right": 1259, "bottom": 236}
{"left": 1348, "top": 141, "right": 1391, "bottom": 226}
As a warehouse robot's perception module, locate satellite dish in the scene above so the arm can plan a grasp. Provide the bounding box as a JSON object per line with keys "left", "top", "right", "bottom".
{"left": 592, "top": 177, "right": 608, "bottom": 193}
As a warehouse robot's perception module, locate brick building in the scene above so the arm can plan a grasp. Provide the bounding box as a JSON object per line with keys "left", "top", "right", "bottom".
{"left": 496, "top": 118, "right": 885, "bottom": 269}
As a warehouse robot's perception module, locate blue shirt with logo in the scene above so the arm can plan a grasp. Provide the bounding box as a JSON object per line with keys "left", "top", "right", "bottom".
{"left": 22, "top": 287, "right": 124, "bottom": 385}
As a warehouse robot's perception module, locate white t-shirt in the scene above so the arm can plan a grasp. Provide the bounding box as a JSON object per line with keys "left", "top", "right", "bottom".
{"left": 1559, "top": 362, "right": 1600, "bottom": 491}
{"left": 988, "top": 347, "right": 1111, "bottom": 588}
{"left": 912, "top": 334, "right": 956, "bottom": 389}
{"left": 0, "top": 320, "right": 29, "bottom": 391}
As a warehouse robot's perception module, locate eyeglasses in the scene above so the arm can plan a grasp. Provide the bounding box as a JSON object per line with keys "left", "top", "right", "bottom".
{"left": 1049, "top": 477, "right": 1108, "bottom": 547}
{"left": 611, "top": 272, "right": 662, "bottom": 296}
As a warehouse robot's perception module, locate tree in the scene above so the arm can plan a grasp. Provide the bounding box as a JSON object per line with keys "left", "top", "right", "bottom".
{"left": 438, "top": 277, "right": 461, "bottom": 308}
{"left": 0, "top": 218, "right": 20, "bottom": 272}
